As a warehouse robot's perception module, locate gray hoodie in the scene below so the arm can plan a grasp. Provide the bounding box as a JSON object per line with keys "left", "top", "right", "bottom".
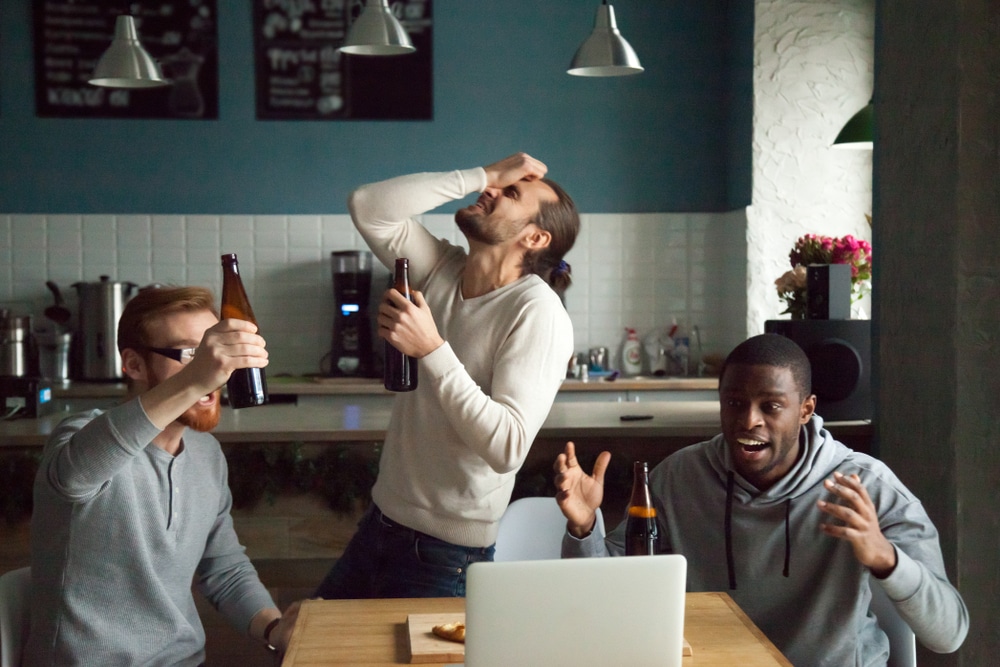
{"left": 564, "top": 415, "right": 968, "bottom": 666}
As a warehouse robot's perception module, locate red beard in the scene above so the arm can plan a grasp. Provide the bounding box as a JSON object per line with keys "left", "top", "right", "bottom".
{"left": 177, "top": 394, "right": 221, "bottom": 432}
{"left": 146, "top": 364, "right": 221, "bottom": 432}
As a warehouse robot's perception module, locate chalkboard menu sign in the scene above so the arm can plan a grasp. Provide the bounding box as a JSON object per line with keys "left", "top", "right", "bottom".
{"left": 254, "top": 0, "right": 432, "bottom": 120}
{"left": 33, "top": 1, "right": 219, "bottom": 119}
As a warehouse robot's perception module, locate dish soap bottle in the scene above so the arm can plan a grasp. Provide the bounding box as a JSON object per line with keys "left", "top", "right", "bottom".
{"left": 621, "top": 327, "right": 642, "bottom": 375}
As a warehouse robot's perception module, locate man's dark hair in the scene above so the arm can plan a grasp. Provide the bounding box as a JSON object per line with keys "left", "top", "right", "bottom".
{"left": 521, "top": 177, "right": 579, "bottom": 296}
{"left": 719, "top": 333, "right": 812, "bottom": 397}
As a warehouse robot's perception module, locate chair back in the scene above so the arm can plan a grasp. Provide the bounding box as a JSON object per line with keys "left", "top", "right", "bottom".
{"left": 869, "top": 581, "right": 916, "bottom": 667}
{"left": 0, "top": 567, "right": 31, "bottom": 667}
{"left": 494, "top": 496, "right": 604, "bottom": 562}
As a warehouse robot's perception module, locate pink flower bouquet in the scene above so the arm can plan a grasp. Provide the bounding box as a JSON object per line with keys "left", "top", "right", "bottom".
{"left": 775, "top": 233, "right": 873, "bottom": 318}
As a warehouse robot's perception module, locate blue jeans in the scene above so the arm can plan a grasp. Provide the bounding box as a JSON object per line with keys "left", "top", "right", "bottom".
{"left": 314, "top": 504, "right": 495, "bottom": 599}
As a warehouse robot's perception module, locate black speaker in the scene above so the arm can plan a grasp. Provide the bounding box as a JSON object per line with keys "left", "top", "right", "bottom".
{"left": 806, "top": 264, "right": 851, "bottom": 320}
{"left": 764, "top": 319, "right": 871, "bottom": 422}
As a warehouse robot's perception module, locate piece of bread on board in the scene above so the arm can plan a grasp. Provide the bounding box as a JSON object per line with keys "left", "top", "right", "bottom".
{"left": 431, "top": 621, "right": 466, "bottom": 643}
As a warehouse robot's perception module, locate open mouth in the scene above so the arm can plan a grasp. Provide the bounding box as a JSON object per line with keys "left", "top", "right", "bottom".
{"left": 737, "top": 437, "right": 768, "bottom": 453}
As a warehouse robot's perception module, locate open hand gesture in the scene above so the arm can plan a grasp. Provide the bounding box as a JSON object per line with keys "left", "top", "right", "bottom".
{"left": 817, "top": 471, "right": 897, "bottom": 578}
{"left": 553, "top": 441, "right": 611, "bottom": 538}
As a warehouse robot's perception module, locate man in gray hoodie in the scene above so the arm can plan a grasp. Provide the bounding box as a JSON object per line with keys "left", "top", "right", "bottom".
{"left": 554, "top": 333, "right": 968, "bottom": 666}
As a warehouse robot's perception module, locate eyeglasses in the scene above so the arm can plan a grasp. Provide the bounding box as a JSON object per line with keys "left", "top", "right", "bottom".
{"left": 143, "top": 346, "right": 197, "bottom": 364}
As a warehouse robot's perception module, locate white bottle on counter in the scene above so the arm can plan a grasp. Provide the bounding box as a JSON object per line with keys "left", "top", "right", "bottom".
{"left": 643, "top": 326, "right": 674, "bottom": 375}
{"left": 671, "top": 324, "right": 690, "bottom": 376}
{"left": 621, "top": 327, "right": 643, "bottom": 375}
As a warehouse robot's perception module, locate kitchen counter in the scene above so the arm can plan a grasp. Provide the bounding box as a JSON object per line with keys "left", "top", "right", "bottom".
{"left": 1, "top": 398, "right": 719, "bottom": 447}
{"left": 48, "top": 375, "right": 719, "bottom": 398}
{"left": 0, "top": 396, "right": 871, "bottom": 449}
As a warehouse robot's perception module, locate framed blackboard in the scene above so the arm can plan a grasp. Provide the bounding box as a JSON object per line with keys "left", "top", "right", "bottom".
{"left": 33, "top": 0, "right": 219, "bottom": 119}
{"left": 253, "top": 0, "right": 432, "bottom": 121}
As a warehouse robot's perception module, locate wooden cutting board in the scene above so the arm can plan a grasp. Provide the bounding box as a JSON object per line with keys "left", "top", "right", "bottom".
{"left": 407, "top": 613, "right": 466, "bottom": 664}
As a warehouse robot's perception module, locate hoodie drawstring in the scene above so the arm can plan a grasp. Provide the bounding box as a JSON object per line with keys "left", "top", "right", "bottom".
{"left": 724, "top": 472, "right": 793, "bottom": 587}
{"left": 783, "top": 499, "right": 791, "bottom": 577}
{"left": 725, "top": 471, "right": 736, "bottom": 589}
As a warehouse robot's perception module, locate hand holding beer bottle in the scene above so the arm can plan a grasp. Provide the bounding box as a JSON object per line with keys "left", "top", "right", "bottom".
{"left": 383, "top": 258, "right": 418, "bottom": 392}
{"left": 220, "top": 253, "right": 269, "bottom": 408}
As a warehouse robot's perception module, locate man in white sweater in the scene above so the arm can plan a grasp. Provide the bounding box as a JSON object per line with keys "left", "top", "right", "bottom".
{"left": 315, "top": 153, "right": 578, "bottom": 598}
{"left": 27, "top": 286, "right": 298, "bottom": 666}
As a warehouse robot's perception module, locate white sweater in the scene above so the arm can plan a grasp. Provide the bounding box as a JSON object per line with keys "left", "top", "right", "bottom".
{"left": 349, "top": 167, "right": 574, "bottom": 547}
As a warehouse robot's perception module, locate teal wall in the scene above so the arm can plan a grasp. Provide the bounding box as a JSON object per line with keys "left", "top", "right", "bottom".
{"left": 0, "top": 1, "right": 751, "bottom": 214}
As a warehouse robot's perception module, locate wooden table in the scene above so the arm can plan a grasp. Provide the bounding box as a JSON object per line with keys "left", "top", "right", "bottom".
{"left": 281, "top": 592, "right": 791, "bottom": 666}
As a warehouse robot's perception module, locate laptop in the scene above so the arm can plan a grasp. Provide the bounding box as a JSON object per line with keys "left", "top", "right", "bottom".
{"left": 464, "top": 555, "right": 687, "bottom": 667}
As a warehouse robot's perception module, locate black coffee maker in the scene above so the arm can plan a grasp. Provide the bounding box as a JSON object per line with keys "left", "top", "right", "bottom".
{"left": 329, "top": 250, "right": 376, "bottom": 377}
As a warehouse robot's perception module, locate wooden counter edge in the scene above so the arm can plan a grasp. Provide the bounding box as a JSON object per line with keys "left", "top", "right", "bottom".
{"left": 715, "top": 592, "right": 793, "bottom": 666}
{"left": 280, "top": 597, "right": 315, "bottom": 667}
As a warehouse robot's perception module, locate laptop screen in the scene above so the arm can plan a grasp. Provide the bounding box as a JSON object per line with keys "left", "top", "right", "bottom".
{"left": 464, "top": 555, "right": 687, "bottom": 667}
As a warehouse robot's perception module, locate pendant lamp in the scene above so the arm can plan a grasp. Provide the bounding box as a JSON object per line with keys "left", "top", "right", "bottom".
{"left": 89, "top": 15, "right": 169, "bottom": 88}
{"left": 833, "top": 102, "right": 874, "bottom": 149}
{"left": 339, "top": 0, "right": 415, "bottom": 56}
{"left": 568, "top": 1, "right": 643, "bottom": 77}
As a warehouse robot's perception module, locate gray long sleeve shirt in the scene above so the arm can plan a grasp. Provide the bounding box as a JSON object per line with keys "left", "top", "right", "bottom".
{"left": 25, "top": 399, "right": 275, "bottom": 666}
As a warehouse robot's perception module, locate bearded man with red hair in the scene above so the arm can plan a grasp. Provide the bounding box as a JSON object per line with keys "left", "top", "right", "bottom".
{"left": 26, "top": 286, "right": 298, "bottom": 666}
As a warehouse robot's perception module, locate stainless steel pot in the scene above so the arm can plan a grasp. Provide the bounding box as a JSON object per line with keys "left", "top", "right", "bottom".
{"left": 72, "top": 276, "right": 137, "bottom": 380}
{"left": 0, "top": 311, "right": 32, "bottom": 377}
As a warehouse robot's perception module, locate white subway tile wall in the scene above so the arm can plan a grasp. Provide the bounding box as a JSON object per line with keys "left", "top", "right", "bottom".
{"left": 0, "top": 211, "right": 747, "bottom": 376}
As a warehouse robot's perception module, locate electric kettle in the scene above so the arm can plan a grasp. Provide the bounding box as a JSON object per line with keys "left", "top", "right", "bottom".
{"left": 72, "top": 276, "right": 137, "bottom": 380}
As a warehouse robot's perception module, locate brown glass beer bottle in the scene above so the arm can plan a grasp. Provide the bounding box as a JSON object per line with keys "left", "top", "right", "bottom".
{"left": 220, "top": 253, "right": 268, "bottom": 408}
{"left": 383, "top": 257, "right": 417, "bottom": 392}
{"left": 625, "top": 460, "right": 659, "bottom": 555}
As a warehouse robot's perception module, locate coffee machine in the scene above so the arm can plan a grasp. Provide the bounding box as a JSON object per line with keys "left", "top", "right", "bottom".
{"left": 329, "top": 250, "right": 376, "bottom": 376}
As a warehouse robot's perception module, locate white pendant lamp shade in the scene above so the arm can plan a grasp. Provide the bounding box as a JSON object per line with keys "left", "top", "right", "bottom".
{"left": 89, "top": 15, "right": 169, "bottom": 88}
{"left": 339, "top": 0, "right": 415, "bottom": 56}
{"left": 568, "top": 3, "right": 643, "bottom": 77}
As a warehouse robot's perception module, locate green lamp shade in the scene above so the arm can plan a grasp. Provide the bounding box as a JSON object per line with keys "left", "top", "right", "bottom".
{"left": 833, "top": 102, "right": 873, "bottom": 149}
